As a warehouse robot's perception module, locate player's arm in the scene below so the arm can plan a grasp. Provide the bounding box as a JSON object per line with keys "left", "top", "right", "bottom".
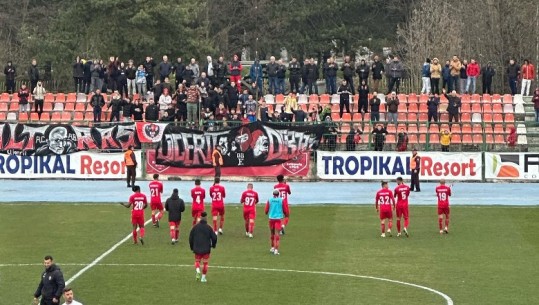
{"left": 240, "top": 192, "right": 245, "bottom": 205}
{"left": 264, "top": 201, "right": 270, "bottom": 215}
{"left": 283, "top": 200, "right": 290, "bottom": 217}
{"left": 255, "top": 193, "right": 259, "bottom": 204}
{"left": 120, "top": 201, "right": 131, "bottom": 208}
{"left": 143, "top": 196, "right": 148, "bottom": 209}
{"left": 287, "top": 185, "right": 291, "bottom": 195}
{"left": 53, "top": 270, "right": 65, "bottom": 302}
{"left": 375, "top": 194, "right": 379, "bottom": 212}
{"left": 159, "top": 184, "right": 163, "bottom": 194}
{"left": 34, "top": 277, "right": 44, "bottom": 298}
{"left": 165, "top": 200, "right": 169, "bottom": 211}
{"left": 210, "top": 227, "right": 218, "bottom": 248}
{"left": 448, "top": 188, "right": 452, "bottom": 197}
{"left": 179, "top": 199, "right": 185, "bottom": 213}
{"left": 189, "top": 229, "right": 194, "bottom": 251}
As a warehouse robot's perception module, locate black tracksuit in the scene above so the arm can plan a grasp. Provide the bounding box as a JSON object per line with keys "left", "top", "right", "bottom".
{"left": 411, "top": 154, "right": 421, "bottom": 191}
{"left": 34, "top": 264, "right": 65, "bottom": 305}
{"left": 189, "top": 219, "right": 218, "bottom": 255}
{"left": 166, "top": 194, "right": 185, "bottom": 222}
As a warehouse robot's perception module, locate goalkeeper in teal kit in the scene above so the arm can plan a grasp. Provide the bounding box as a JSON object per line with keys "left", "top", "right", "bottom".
{"left": 265, "top": 189, "right": 289, "bottom": 255}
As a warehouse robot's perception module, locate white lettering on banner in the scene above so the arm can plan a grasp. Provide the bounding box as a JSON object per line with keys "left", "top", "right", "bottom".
{"left": 485, "top": 152, "right": 539, "bottom": 180}
{"left": 0, "top": 151, "right": 141, "bottom": 179}
{"left": 317, "top": 152, "right": 482, "bottom": 180}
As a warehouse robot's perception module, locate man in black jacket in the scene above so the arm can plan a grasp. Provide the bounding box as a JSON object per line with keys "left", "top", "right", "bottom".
{"left": 189, "top": 211, "right": 217, "bottom": 283}
{"left": 4, "top": 61, "right": 16, "bottom": 94}
{"left": 33, "top": 255, "right": 65, "bottom": 305}
{"left": 143, "top": 56, "right": 156, "bottom": 92}
{"left": 214, "top": 56, "right": 228, "bottom": 87}
{"left": 308, "top": 58, "right": 319, "bottom": 94}
{"left": 166, "top": 188, "right": 185, "bottom": 245}
{"left": 174, "top": 57, "right": 186, "bottom": 89}
{"left": 90, "top": 89, "right": 105, "bottom": 122}
{"left": 427, "top": 93, "right": 440, "bottom": 122}
{"left": 371, "top": 55, "right": 385, "bottom": 93}
{"left": 481, "top": 62, "right": 495, "bottom": 94}
{"left": 145, "top": 99, "right": 159, "bottom": 121}
{"left": 288, "top": 57, "right": 301, "bottom": 94}
{"left": 108, "top": 91, "right": 123, "bottom": 122}
{"left": 83, "top": 59, "right": 92, "bottom": 94}
{"left": 443, "top": 89, "right": 461, "bottom": 128}
{"left": 28, "top": 59, "right": 40, "bottom": 93}
{"left": 506, "top": 59, "right": 520, "bottom": 96}
{"left": 341, "top": 56, "right": 355, "bottom": 95}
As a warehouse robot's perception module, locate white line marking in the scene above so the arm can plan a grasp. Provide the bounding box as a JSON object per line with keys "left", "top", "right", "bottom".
{"left": 1, "top": 263, "right": 453, "bottom": 304}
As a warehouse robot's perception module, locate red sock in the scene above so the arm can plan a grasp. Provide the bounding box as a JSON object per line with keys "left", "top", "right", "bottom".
{"left": 284, "top": 217, "right": 289, "bottom": 226}
{"left": 438, "top": 218, "right": 443, "bottom": 230}
{"left": 213, "top": 220, "right": 217, "bottom": 231}
{"left": 175, "top": 230, "right": 179, "bottom": 240}
{"left": 202, "top": 262, "right": 208, "bottom": 275}
{"left": 270, "top": 234, "right": 274, "bottom": 248}
{"left": 274, "top": 235, "right": 280, "bottom": 250}
{"left": 157, "top": 211, "right": 164, "bottom": 220}
{"left": 397, "top": 220, "right": 401, "bottom": 233}
{"left": 249, "top": 222, "right": 254, "bottom": 234}
{"left": 169, "top": 228, "right": 175, "bottom": 239}
{"left": 445, "top": 218, "right": 449, "bottom": 229}
{"left": 192, "top": 218, "right": 197, "bottom": 226}
{"left": 404, "top": 218, "right": 409, "bottom": 228}
{"left": 388, "top": 221, "right": 392, "bottom": 230}
{"left": 139, "top": 227, "right": 145, "bottom": 238}
{"left": 244, "top": 220, "right": 249, "bottom": 232}
{"left": 195, "top": 260, "right": 200, "bottom": 269}
{"left": 151, "top": 214, "right": 156, "bottom": 224}
{"left": 219, "top": 216, "right": 225, "bottom": 229}
{"left": 381, "top": 223, "right": 385, "bottom": 233}
{"left": 132, "top": 230, "right": 137, "bottom": 242}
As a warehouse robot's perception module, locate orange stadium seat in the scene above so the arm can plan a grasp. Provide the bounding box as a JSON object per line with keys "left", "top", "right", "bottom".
{"left": 398, "top": 113, "right": 407, "bottom": 122}
{"left": 483, "top": 113, "right": 493, "bottom": 123}
{"left": 73, "top": 112, "right": 84, "bottom": 121}
{"left": 494, "top": 134, "right": 505, "bottom": 144}
{"left": 275, "top": 94, "right": 285, "bottom": 104}
{"left": 472, "top": 103, "right": 482, "bottom": 113}
{"left": 493, "top": 124, "right": 504, "bottom": 134}
{"left": 0, "top": 112, "right": 6, "bottom": 121}
{"left": 502, "top": 94, "right": 513, "bottom": 104}
{"left": 462, "top": 134, "right": 473, "bottom": 144}
{"left": 75, "top": 103, "right": 86, "bottom": 111}
{"left": 461, "top": 104, "right": 471, "bottom": 113}
{"left": 61, "top": 112, "right": 72, "bottom": 121}
{"left": 84, "top": 112, "right": 94, "bottom": 121}
{"left": 419, "top": 124, "right": 428, "bottom": 133}
{"left": 0, "top": 103, "right": 7, "bottom": 111}
{"left": 319, "top": 94, "right": 330, "bottom": 104}
{"left": 342, "top": 113, "right": 352, "bottom": 121}
{"left": 482, "top": 94, "right": 492, "bottom": 103}
{"left": 331, "top": 112, "right": 340, "bottom": 121}
{"left": 461, "top": 113, "right": 471, "bottom": 122}
{"left": 429, "top": 124, "right": 439, "bottom": 134}
{"left": 461, "top": 94, "right": 470, "bottom": 103}
{"left": 418, "top": 103, "right": 428, "bottom": 113}
{"left": 492, "top": 103, "right": 503, "bottom": 113}
{"left": 408, "top": 103, "right": 418, "bottom": 113}
{"left": 0, "top": 93, "right": 10, "bottom": 103}
{"left": 41, "top": 112, "right": 50, "bottom": 121}
{"left": 386, "top": 124, "right": 396, "bottom": 134}
{"left": 408, "top": 124, "right": 418, "bottom": 134}
{"left": 471, "top": 94, "right": 481, "bottom": 103}
{"left": 30, "top": 113, "right": 39, "bottom": 121}
{"left": 55, "top": 93, "right": 66, "bottom": 103}
{"left": 462, "top": 124, "right": 472, "bottom": 134}
{"left": 43, "top": 103, "right": 53, "bottom": 111}
{"left": 18, "top": 112, "right": 29, "bottom": 121}
{"left": 408, "top": 93, "right": 418, "bottom": 103}
{"left": 484, "top": 124, "right": 493, "bottom": 135}
{"left": 429, "top": 133, "right": 439, "bottom": 144}
{"left": 385, "top": 134, "right": 396, "bottom": 144}
{"left": 492, "top": 113, "right": 503, "bottom": 123}
{"left": 64, "top": 103, "right": 75, "bottom": 111}
{"left": 309, "top": 94, "right": 319, "bottom": 104}
{"left": 408, "top": 134, "right": 418, "bottom": 144}
{"left": 483, "top": 103, "right": 492, "bottom": 113}
{"left": 451, "top": 124, "right": 461, "bottom": 134}
{"left": 11, "top": 95, "right": 19, "bottom": 103}
{"left": 472, "top": 124, "right": 482, "bottom": 134}
{"left": 51, "top": 112, "right": 61, "bottom": 121}
{"left": 397, "top": 103, "right": 407, "bottom": 112}
{"left": 491, "top": 94, "right": 502, "bottom": 103}
{"left": 485, "top": 134, "right": 494, "bottom": 144}
{"left": 439, "top": 113, "right": 449, "bottom": 122}
{"left": 418, "top": 113, "right": 428, "bottom": 122}
{"left": 9, "top": 102, "right": 19, "bottom": 111}
{"left": 419, "top": 133, "right": 427, "bottom": 144}
{"left": 451, "top": 134, "right": 462, "bottom": 144}
{"left": 44, "top": 93, "right": 55, "bottom": 103}
{"left": 473, "top": 134, "right": 483, "bottom": 144}
{"left": 504, "top": 113, "right": 514, "bottom": 122}
{"left": 66, "top": 93, "right": 77, "bottom": 103}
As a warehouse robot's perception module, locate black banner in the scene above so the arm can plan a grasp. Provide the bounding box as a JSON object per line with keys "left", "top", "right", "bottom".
{"left": 156, "top": 122, "right": 325, "bottom": 168}
{"left": 0, "top": 122, "right": 140, "bottom": 155}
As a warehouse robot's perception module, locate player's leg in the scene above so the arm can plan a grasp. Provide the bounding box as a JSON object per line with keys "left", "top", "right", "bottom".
{"left": 269, "top": 221, "right": 276, "bottom": 252}
{"left": 248, "top": 211, "right": 255, "bottom": 237}
{"left": 281, "top": 201, "right": 289, "bottom": 235}
{"left": 138, "top": 220, "right": 145, "bottom": 245}
{"left": 201, "top": 255, "right": 210, "bottom": 282}
{"left": 194, "top": 254, "right": 201, "bottom": 281}
{"left": 380, "top": 217, "right": 386, "bottom": 237}
{"left": 169, "top": 222, "right": 176, "bottom": 244}
{"left": 438, "top": 209, "right": 444, "bottom": 234}
{"left": 218, "top": 208, "right": 225, "bottom": 234}
{"left": 151, "top": 207, "right": 157, "bottom": 226}
{"left": 273, "top": 220, "right": 281, "bottom": 254}
{"left": 243, "top": 211, "right": 249, "bottom": 236}
{"left": 175, "top": 221, "right": 180, "bottom": 241}
{"left": 444, "top": 209, "right": 450, "bottom": 233}
{"left": 387, "top": 215, "right": 393, "bottom": 236}
{"left": 131, "top": 223, "right": 138, "bottom": 244}
{"left": 211, "top": 207, "right": 218, "bottom": 233}
{"left": 403, "top": 206, "right": 410, "bottom": 237}
{"left": 192, "top": 210, "right": 198, "bottom": 226}
{"left": 157, "top": 206, "right": 164, "bottom": 221}
{"left": 396, "top": 207, "right": 402, "bottom": 235}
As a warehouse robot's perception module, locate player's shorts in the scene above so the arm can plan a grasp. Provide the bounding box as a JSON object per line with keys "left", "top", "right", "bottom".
{"left": 169, "top": 221, "right": 180, "bottom": 228}
{"left": 211, "top": 206, "right": 225, "bottom": 216}
{"left": 379, "top": 209, "right": 393, "bottom": 220}
{"left": 194, "top": 253, "right": 210, "bottom": 261}
{"left": 396, "top": 205, "right": 409, "bottom": 218}
{"left": 192, "top": 209, "right": 204, "bottom": 219}
{"left": 438, "top": 207, "right": 450, "bottom": 215}
{"left": 269, "top": 219, "right": 282, "bottom": 230}
{"left": 151, "top": 202, "right": 163, "bottom": 211}
{"left": 243, "top": 210, "right": 256, "bottom": 220}
{"left": 131, "top": 214, "right": 145, "bottom": 226}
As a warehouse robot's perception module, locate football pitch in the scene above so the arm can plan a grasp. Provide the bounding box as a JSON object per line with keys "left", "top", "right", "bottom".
{"left": 1, "top": 203, "right": 538, "bottom": 305}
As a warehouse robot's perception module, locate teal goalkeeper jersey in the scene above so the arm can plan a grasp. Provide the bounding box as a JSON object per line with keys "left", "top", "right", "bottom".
{"left": 267, "top": 197, "right": 284, "bottom": 220}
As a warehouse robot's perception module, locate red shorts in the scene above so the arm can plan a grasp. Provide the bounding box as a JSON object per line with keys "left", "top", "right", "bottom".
{"left": 379, "top": 209, "right": 393, "bottom": 220}
{"left": 151, "top": 202, "right": 163, "bottom": 211}
{"left": 269, "top": 219, "right": 282, "bottom": 230}
{"left": 211, "top": 206, "right": 225, "bottom": 216}
{"left": 396, "top": 205, "right": 409, "bottom": 218}
{"left": 169, "top": 221, "right": 180, "bottom": 227}
{"left": 438, "top": 207, "right": 450, "bottom": 216}
{"left": 131, "top": 214, "right": 145, "bottom": 226}
{"left": 194, "top": 253, "right": 210, "bottom": 261}
{"left": 243, "top": 210, "right": 256, "bottom": 220}
{"left": 192, "top": 209, "right": 204, "bottom": 219}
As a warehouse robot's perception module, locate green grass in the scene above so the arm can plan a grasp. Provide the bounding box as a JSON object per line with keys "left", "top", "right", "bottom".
{"left": 1, "top": 203, "right": 538, "bottom": 305}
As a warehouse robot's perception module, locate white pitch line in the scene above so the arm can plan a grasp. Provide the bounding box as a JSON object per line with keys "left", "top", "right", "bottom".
{"left": 1, "top": 262, "right": 453, "bottom": 305}
{"left": 64, "top": 218, "right": 153, "bottom": 286}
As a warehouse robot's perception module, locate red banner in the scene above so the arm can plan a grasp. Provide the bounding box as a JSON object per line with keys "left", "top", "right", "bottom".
{"left": 146, "top": 150, "right": 311, "bottom": 177}
{"left": 136, "top": 122, "right": 168, "bottom": 143}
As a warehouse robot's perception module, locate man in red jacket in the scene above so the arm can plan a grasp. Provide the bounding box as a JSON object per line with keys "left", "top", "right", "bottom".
{"left": 521, "top": 59, "right": 535, "bottom": 96}
{"left": 465, "top": 59, "right": 480, "bottom": 94}
{"left": 228, "top": 54, "right": 242, "bottom": 91}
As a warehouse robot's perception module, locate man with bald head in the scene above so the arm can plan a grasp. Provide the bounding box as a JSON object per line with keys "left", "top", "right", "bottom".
{"left": 435, "top": 179, "right": 452, "bottom": 234}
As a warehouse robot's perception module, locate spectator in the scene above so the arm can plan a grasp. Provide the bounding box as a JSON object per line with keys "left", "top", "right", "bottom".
{"left": 121, "top": 97, "right": 135, "bottom": 122}
{"left": 308, "top": 58, "right": 319, "bottom": 94}
{"left": 356, "top": 59, "right": 370, "bottom": 90}
{"left": 507, "top": 126, "right": 517, "bottom": 147}
{"left": 186, "top": 82, "right": 201, "bottom": 124}
{"left": 162, "top": 77, "right": 173, "bottom": 94}
{"left": 215, "top": 56, "right": 227, "bottom": 87}
{"left": 481, "top": 62, "right": 496, "bottom": 95}
{"left": 521, "top": 59, "right": 535, "bottom": 96}
{"left": 126, "top": 60, "right": 137, "bottom": 97}
{"left": 133, "top": 98, "right": 144, "bottom": 121}
{"left": 199, "top": 82, "right": 210, "bottom": 109}
{"left": 108, "top": 91, "right": 123, "bottom": 122}
{"left": 430, "top": 58, "right": 442, "bottom": 95}
{"left": 182, "top": 65, "right": 194, "bottom": 86}
{"left": 107, "top": 56, "right": 120, "bottom": 92}
{"left": 276, "top": 59, "right": 287, "bottom": 94}
{"left": 386, "top": 92, "right": 399, "bottom": 124}
{"left": 33, "top": 81, "right": 46, "bottom": 120}
{"left": 18, "top": 83, "right": 30, "bottom": 114}
{"left": 228, "top": 54, "right": 243, "bottom": 91}
{"left": 215, "top": 102, "right": 228, "bottom": 120}
{"left": 357, "top": 79, "right": 369, "bottom": 114}
{"left": 159, "top": 88, "right": 172, "bottom": 117}
{"left": 325, "top": 124, "right": 338, "bottom": 151}
{"left": 33, "top": 255, "right": 65, "bottom": 305}
{"left": 459, "top": 59, "right": 468, "bottom": 94}
{"left": 136, "top": 64, "right": 147, "bottom": 96}
{"left": 466, "top": 59, "right": 480, "bottom": 94}
{"left": 117, "top": 62, "right": 128, "bottom": 97}
{"left": 173, "top": 84, "right": 188, "bottom": 122}
{"left": 396, "top": 128, "right": 408, "bottom": 152}
{"left": 533, "top": 88, "right": 539, "bottom": 124}
{"left": 441, "top": 60, "right": 451, "bottom": 91}
{"left": 203, "top": 56, "right": 215, "bottom": 87}
{"left": 443, "top": 89, "right": 461, "bottom": 128}
{"left": 238, "top": 89, "right": 250, "bottom": 113}
{"left": 90, "top": 60, "right": 103, "bottom": 93}
{"left": 440, "top": 129, "right": 451, "bottom": 152}
{"left": 346, "top": 124, "right": 362, "bottom": 151}
{"left": 387, "top": 56, "right": 403, "bottom": 94}
{"left": 337, "top": 79, "right": 351, "bottom": 120}
{"left": 189, "top": 58, "right": 200, "bottom": 84}
{"left": 449, "top": 55, "right": 462, "bottom": 93}
{"left": 289, "top": 57, "right": 301, "bottom": 94}
{"left": 427, "top": 93, "right": 440, "bottom": 122}
{"left": 410, "top": 149, "right": 421, "bottom": 192}
{"left": 243, "top": 95, "right": 257, "bottom": 122}
{"left": 73, "top": 56, "right": 84, "bottom": 93}
{"left": 62, "top": 287, "right": 83, "bottom": 305}
{"left": 341, "top": 55, "right": 355, "bottom": 95}
{"left": 320, "top": 104, "right": 332, "bottom": 122}
{"left": 4, "top": 61, "right": 16, "bottom": 94}
{"left": 249, "top": 59, "right": 263, "bottom": 99}
{"left": 158, "top": 55, "right": 172, "bottom": 82}
{"left": 372, "top": 124, "right": 388, "bottom": 151}
{"left": 143, "top": 56, "right": 156, "bottom": 92}
{"left": 266, "top": 56, "right": 278, "bottom": 94}
{"left": 283, "top": 92, "right": 298, "bottom": 121}
{"left": 371, "top": 55, "right": 385, "bottom": 93}
{"left": 225, "top": 81, "right": 239, "bottom": 112}
{"left": 258, "top": 98, "right": 270, "bottom": 122}
{"left": 83, "top": 59, "right": 92, "bottom": 94}
{"left": 324, "top": 57, "right": 338, "bottom": 95}
{"left": 174, "top": 57, "right": 186, "bottom": 89}
{"left": 369, "top": 92, "right": 381, "bottom": 122}
{"left": 293, "top": 105, "right": 307, "bottom": 122}
{"left": 145, "top": 98, "right": 159, "bottom": 122}
{"left": 28, "top": 59, "right": 40, "bottom": 93}
{"left": 90, "top": 89, "right": 105, "bottom": 122}
{"left": 153, "top": 79, "right": 163, "bottom": 102}
{"left": 421, "top": 58, "right": 431, "bottom": 94}
{"left": 506, "top": 59, "right": 520, "bottom": 96}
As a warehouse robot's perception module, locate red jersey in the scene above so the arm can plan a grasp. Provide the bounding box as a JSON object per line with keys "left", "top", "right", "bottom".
{"left": 129, "top": 193, "right": 148, "bottom": 216}
{"left": 241, "top": 190, "right": 259, "bottom": 211}
{"left": 274, "top": 183, "right": 291, "bottom": 204}
{"left": 209, "top": 184, "right": 226, "bottom": 207}
{"left": 191, "top": 186, "right": 206, "bottom": 211}
{"left": 375, "top": 188, "right": 395, "bottom": 212}
{"left": 436, "top": 185, "right": 452, "bottom": 208}
{"left": 394, "top": 184, "right": 411, "bottom": 206}
{"left": 149, "top": 181, "right": 163, "bottom": 204}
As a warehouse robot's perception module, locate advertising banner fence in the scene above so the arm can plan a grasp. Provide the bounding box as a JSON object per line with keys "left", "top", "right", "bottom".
{"left": 485, "top": 152, "right": 539, "bottom": 180}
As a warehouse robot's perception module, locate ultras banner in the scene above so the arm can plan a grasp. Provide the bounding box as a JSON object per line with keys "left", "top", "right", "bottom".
{"left": 0, "top": 122, "right": 140, "bottom": 155}
{"left": 155, "top": 121, "right": 325, "bottom": 168}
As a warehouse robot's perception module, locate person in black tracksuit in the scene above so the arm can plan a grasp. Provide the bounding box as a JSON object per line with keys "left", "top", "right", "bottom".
{"left": 33, "top": 256, "right": 65, "bottom": 305}
{"left": 143, "top": 56, "right": 156, "bottom": 92}
{"left": 108, "top": 92, "right": 124, "bottom": 122}
{"left": 341, "top": 56, "right": 355, "bottom": 95}
{"left": 288, "top": 58, "right": 301, "bottom": 93}
{"left": 410, "top": 150, "right": 421, "bottom": 192}
{"left": 189, "top": 212, "right": 218, "bottom": 282}
{"left": 166, "top": 189, "right": 185, "bottom": 244}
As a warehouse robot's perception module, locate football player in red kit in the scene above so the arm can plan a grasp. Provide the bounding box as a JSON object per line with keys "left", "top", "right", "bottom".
{"left": 375, "top": 181, "right": 395, "bottom": 237}
{"left": 394, "top": 177, "right": 411, "bottom": 237}
{"left": 149, "top": 174, "right": 164, "bottom": 227}
{"left": 436, "top": 179, "right": 452, "bottom": 234}
{"left": 209, "top": 177, "right": 226, "bottom": 235}
{"left": 274, "top": 175, "right": 291, "bottom": 235}
{"left": 191, "top": 179, "right": 206, "bottom": 226}
{"left": 121, "top": 185, "right": 148, "bottom": 245}
{"left": 240, "top": 183, "right": 259, "bottom": 238}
